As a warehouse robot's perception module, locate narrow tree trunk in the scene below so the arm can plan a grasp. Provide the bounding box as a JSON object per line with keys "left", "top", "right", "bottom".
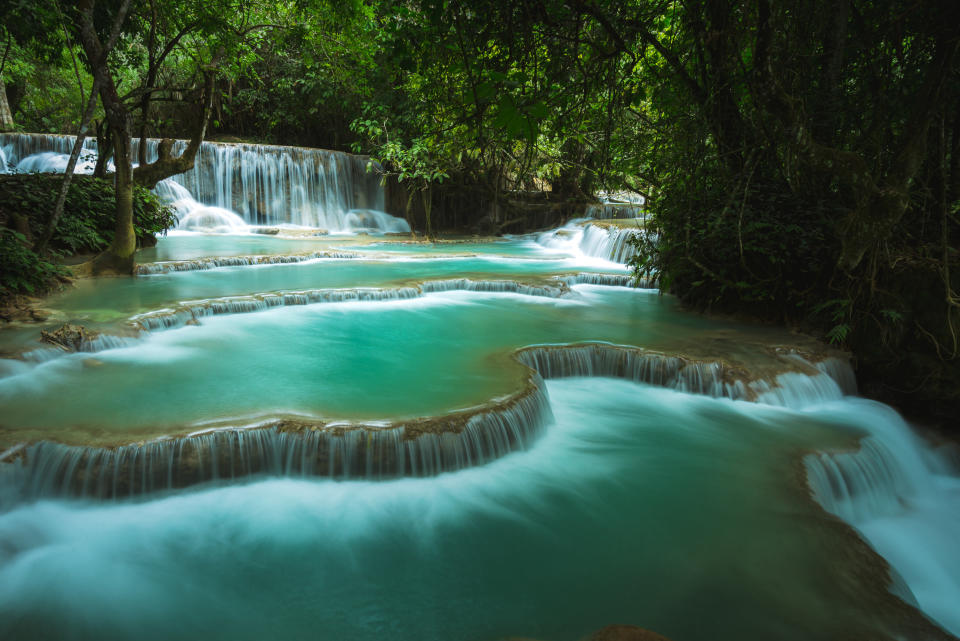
{"left": 93, "top": 120, "right": 113, "bottom": 178}
{"left": 0, "top": 77, "right": 14, "bottom": 131}
{"left": 422, "top": 185, "right": 433, "bottom": 239}
{"left": 35, "top": 79, "right": 101, "bottom": 255}
{"left": 404, "top": 188, "right": 416, "bottom": 235}
{"left": 837, "top": 37, "right": 958, "bottom": 271}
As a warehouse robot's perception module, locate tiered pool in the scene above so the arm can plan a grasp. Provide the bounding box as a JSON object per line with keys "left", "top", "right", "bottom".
{"left": 1, "top": 220, "right": 958, "bottom": 640}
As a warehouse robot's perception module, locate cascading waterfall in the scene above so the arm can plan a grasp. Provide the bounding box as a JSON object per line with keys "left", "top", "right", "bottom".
{"left": 0, "top": 132, "right": 407, "bottom": 233}
{"left": 535, "top": 219, "right": 643, "bottom": 264}
{"left": 584, "top": 202, "right": 644, "bottom": 220}
{"left": 517, "top": 343, "right": 851, "bottom": 409}
{"left": 524, "top": 342, "right": 960, "bottom": 635}
{"left": 556, "top": 273, "right": 650, "bottom": 288}
{"left": 152, "top": 179, "right": 248, "bottom": 232}
{"left": 579, "top": 224, "right": 642, "bottom": 263}
{"left": 0, "top": 133, "right": 98, "bottom": 170}
{"left": 1, "top": 377, "right": 553, "bottom": 502}
{"left": 134, "top": 250, "right": 363, "bottom": 274}
{"left": 133, "top": 138, "right": 390, "bottom": 230}
{"left": 1, "top": 341, "right": 855, "bottom": 502}
{"left": 129, "top": 279, "right": 569, "bottom": 331}
{"left": 804, "top": 400, "right": 960, "bottom": 635}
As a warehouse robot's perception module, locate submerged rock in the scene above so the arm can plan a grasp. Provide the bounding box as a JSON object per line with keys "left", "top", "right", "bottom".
{"left": 0, "top": 296, "right": 51, "bottom": 323}
{"left": 39, "top": 323, "right": 98, "bottom": 352}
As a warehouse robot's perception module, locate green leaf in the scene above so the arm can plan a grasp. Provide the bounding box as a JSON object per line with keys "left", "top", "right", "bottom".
{"left": 475, "top": 81, "right": 495, "bottom": 102}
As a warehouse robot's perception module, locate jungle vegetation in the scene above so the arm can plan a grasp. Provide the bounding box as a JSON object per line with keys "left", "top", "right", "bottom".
{"left": 1, "top": 0, "right": 959, "bottom": 422}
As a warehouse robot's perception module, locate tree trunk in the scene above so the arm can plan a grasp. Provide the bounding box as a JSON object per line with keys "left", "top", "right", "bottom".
{"left": 404, "top": 188, "right": 416, "bottom": 235}
{"left": 0, "top": 77, "right": 14, "bottom": 131}
{"left": 94, "top": 120, "right": 113, "bottom": 178}
{"left": 422, "top": 185, "right": 433, "bottom": 239}
{"left": 92, "top": 123, "right": 137, "bottom": 274}
{"left": 75, "top": 0, "right": 135, "bottom": 274}
{"left": 132, "top": 65, "right": 218, "bottom": 189}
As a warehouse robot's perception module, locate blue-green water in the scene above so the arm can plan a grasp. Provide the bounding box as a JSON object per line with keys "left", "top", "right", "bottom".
{"left": 0, "top": 286, "right": 803, "bottom": 443}
{"left": 40, "top": 257, "right": 626, "bottom": 326}
{"left": 0, "top": 381, "right": 921, "bottom": 641}
{"left": 1, "top": 232, "right": 958, "bottom": 641}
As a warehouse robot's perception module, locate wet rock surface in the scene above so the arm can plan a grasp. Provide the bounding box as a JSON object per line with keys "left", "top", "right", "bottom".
{"left": 39, "top": 323, "right": 98, "bottom": 352}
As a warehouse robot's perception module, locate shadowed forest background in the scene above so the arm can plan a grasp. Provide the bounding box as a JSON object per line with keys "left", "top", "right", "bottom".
{"left": 2, "top": 0, "right": 959, "bottom": 426}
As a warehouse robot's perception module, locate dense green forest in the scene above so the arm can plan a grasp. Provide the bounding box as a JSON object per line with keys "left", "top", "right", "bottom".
{"left": 2, "top": 0, "right": 959, "bottom": 423}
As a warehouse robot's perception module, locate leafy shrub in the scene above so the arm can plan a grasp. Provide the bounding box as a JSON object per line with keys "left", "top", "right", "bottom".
{"left": 0, "top": 174, "right": 176, "bottom": 254}
{"left": 0, "top": 229, "right": 68, "bottom": 296}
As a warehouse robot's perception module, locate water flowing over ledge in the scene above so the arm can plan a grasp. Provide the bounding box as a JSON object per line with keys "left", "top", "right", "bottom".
{"left": 517, "top": 342, "right": 853, "bottom": 408}
{"left": 134, "top": 250, "right": 364, "bottom": 274}
{"left": 2, "top": 374, "right": 552, "bottom": 501}
{"left": 18, "top": 274, "right": 635, "bottom": 360}
{"left": 1, "top": 132, "right": 407, "bottom": 233}
{"left": 1, "top": 341, "right": 853, "bottom": 503}
{"left": 556, "top": 272, "right": 652, "bottom": 288}
{"left": 128, "top": 279, "right": 571, "bottom": 332}
{"left": 536, "top": 221, "right": 645, "bottom": 263}
{"left": 802, "top": 400, "right": 960, "bottom": 637}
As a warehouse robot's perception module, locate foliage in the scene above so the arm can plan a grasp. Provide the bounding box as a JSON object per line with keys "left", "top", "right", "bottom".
{"left": 0, "top": 174, "right": 175, "bottom": 254}
{"left": 347, "top": 1, "right": 651, "bottom": 202}
{"left": 619, "top": 0, "right": 960, "bottom": 421}
{"left": 0, "top": 229, "right": 68, "bottom": 297}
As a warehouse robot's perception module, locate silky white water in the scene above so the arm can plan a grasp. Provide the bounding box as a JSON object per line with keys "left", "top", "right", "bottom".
{"left": 0, "top": 380, "right": 949, "bottom": 641}
{"left": 0, "top": 133, "right": 408, "bottom": 233}
{"left": 805, "top": 400, "right": 960, "bottom": 635}
{"left": 1, "top": 134, "right": 959, "bottom": 640}
{"left": 534, "top": 218, "right": 643, "bottom": 264}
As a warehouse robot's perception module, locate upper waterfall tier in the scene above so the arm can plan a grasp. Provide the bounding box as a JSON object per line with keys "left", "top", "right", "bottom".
{"left": 140, "top": 138, "right": 386, "bottom": 229}
{"left": 0, "top": 133, "right": 401, "bottom": 232}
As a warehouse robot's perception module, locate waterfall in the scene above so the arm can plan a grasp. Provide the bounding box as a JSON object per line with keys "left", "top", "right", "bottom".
{"left": 535, "top": 220, "right": 643, "bottom": 264}
{"left": 0, "top": 132, "right": 406, "bottom": 233}
{"left": 584, "top": 203, "right": 645, "bottom": 220}
{"left": 135, "top": 138, "right": 388, "bottom": 230}
{"left": 556, "top": 273, "right": 656, "bottom": 288}
{"left": 804, "top": 400, "right": 960, "bottom": 635}
{"left": 0, "top": 340, "right": 855, "bottom": 502}
{"left": 579, "top": 224, "right": 641, "bottom": 263}
{"left": 0, "top": 132, "right": 98, "bottom": 169}
{"left": 135, "top": 250, "right": 363, "bottom": 274}
{"left": 0, "top": 377, "right": 553, "bottom": 502}
{"left": 516, "top": 342, "right": 851, "bottom": 409}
